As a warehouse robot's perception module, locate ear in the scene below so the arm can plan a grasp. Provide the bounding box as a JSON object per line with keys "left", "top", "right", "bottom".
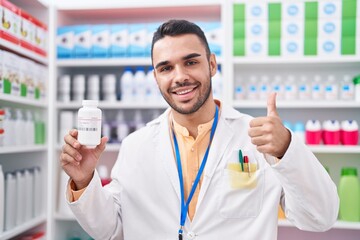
{"left": 209, "top": 53, "right": 217, "bottom": 77}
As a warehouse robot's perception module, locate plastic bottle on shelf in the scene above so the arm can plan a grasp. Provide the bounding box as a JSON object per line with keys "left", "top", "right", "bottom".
{"left": 33, "top": 167, "right": 42, "bottom": 217}
{"left": 340, "top": 75, "right": 354, "bottom": 101}
{"left": 14, "top": 109, "right": 26, "bottom": 146}
{"left": 77, "top": 100, "right": 102, "bottom": 148}
{"left": 305, "top": 120, "right": 322, "bottom": 145}
{"left": 284, "top": 75, "right": 297, "bottom": 100}
{"left": 272, "top": 75, "right": 284, "bottom": 100}
{"left": 133, "top": 110, "right": 145, "bottom": 132}
{"left": 120, "top": 67, "right": 134, "bottom": 102}
{"left": 338, "top": 167, "right": 360, "bottom": 222}
{"left": 145, "top": 66, "right": 157, "bottom": 102}
{"left": 58, "top": 74, "right": 71, "bottom": 102}
{"left": 102, "top": 74, "right": 117, "bottom": 102}
{"left": 0, "top": 165, "right": 4, "bottom": 233}
{"left": 234, "top": 76, "right": 246, "bottom": 100}
{"left": 72, "top": 74, "right": 86, "bottom": 102}
{"left": 212, "top": 65, "right": 222, "bottom": 100}
{"left": 87, "top": 74, "right": 100, "bottom": 101}
{"left": 59, "top": 111, "right": 75, "bottom": 144}
{"left": 311, "top": 75, "right": 324, "bottom": 100}
{"left": 24, "top": 169, "right": 33, "bottom": 221}
{"left": 3, "top": 107, "right": 15, "bottom": 146}
{"left": 4, "top": 172, "right": 16, "bottom": 231}
{"left": 340, "top": 120, "right": 359, "bottom": 145}
{"left": 322, "top": 120, "right": 340, "bottom": 145}
{"left": 298, "top": 75, "right": 311, "bottom": 100}
{"left": 98, "top": 165, "right": 111, "bottom": 186}
{"left": 353, "top": 75, "right": 360, "bottom": 102}
{"left": 16, "top": 170, "right": 25, "bottom": 226}
{"left": 247, "top": 75, "right": 258, "bottom": 100}
{"left": 324, "top": 75, "right": 338, "bottom": 101}
{"left": 116, "top": 111, "right": 129, "bottom": 143}
{"left": 58, "top": 169, "right": 73, "bottom": 216}
{"left": 0, "top": 108, "right": 4, "bottom": 129}
{"left": 133, "top": 66, "right": 146, "bottom": 102}
{"left": 258, "top": 75, "right": 270, "bottom": 100}
{"left": 293, "top": 122, "right": 305, "bottom": 143}
{"left": 25, "top": 110, "right": 35, "bottom": 145}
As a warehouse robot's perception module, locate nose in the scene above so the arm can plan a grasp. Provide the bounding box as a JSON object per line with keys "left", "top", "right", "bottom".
{"left": 172, "top": 65, "right": 190, "bottom": 84}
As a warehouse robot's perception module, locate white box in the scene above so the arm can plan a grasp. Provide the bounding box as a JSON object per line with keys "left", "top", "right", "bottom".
{"left": 282, "top": 38, "right": 303, "bottom": 57}
{"left": 56, "top": 26, "right": 74, "bottom": 58}
{"left": 74, "top": 25, "right": 92, "bottom": 58}
{"left": 282, "top": 1, "right": 304, "bottom": 20}
{"left": 199, "top": 21, "right": 223, "bottom": 56}
{"left": 282, "top": 20, "right": 304, "bottom": 39}
{"left": 129, "top": 24, "right": 147, "bottom": 57}
{"left": 146, "top": 22, "right": 160, "bottom": 57}
{"left": 0, "top": 0, "right": 20, "bottom": 44}
{"left": 318, "top": 0, "right": 342, "bottom": 20}
{"left": 246, "top": 2, "right": 268, "bottom": 20}
{"left": 246, "top": 38, "right": 267, "bottom": 57}
{"left": 318, "top": 19, "right": 341, "bottom": 38}
{"left": 3, "top": 51, "right": 20, "bottom": 96}
{"left": 110, "top": 24, "right": 129, "bottom": 58}
{"left": 246, "top": 20, "right": 267, "bottom": 39}
{"left": 318, "top": 37, "right": 340, "bottom": 56}
{"left": 91, "top": 24, "right": 110, "bottom": 58}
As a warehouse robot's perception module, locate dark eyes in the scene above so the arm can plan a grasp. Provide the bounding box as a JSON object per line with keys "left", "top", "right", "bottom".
{"left": 159, "top": 60, "right": 198, "bottom": 72}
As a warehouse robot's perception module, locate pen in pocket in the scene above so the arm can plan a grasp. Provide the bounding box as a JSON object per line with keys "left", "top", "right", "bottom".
{"left": 238, "top": 149, "right": 244, "bottom": 171}
{"left": 244, "top": 155, "right": 250, "bottom": 177}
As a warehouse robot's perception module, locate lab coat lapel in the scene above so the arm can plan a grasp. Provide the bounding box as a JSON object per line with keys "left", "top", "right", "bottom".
{"left": 156, "top": 111, "right": 181, "bottom": 200}
{"left": 196, "top": 116, "right": 234, "bottom": 209}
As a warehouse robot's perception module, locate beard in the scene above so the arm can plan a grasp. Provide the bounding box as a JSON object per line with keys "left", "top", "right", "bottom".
{"left": 159, "top": 68, "right": 212, "bottom": 115}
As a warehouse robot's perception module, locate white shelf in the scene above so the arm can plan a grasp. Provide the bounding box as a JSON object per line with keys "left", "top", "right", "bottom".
{"left": 0, "top": 215, "right": 46, "bottom": 240}
{"left": 309, "top": 145, "right": 360, "bottom": 154}
{"left": 56, "top": 101, "right": 168, "bottom": 109}
{"left": 57, "top": 58, "right": 151, "bottom": 67}
{"left": 0, "top": 94, "right": 48, "bottom": 108}
{"left": 233, "top": 56, "right": 360, "bottom": 65}
{"left": 0, "top": 145, "right": 48, "bottom": 154}
{"left": 233, "top": 101, "right": 360, "bottom": 109}
{"left": 0, "top": 39, "right": 47, "bottom": 65}
{"left": 278, "top": 219, "right": 360, "bottom": 230}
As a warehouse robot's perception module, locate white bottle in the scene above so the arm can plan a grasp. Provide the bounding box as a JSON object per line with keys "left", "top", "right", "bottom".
{"left": 121, "top": 67, "right": 134, "bottom": 102}
{"left": 340, "top": 75, "right": 354, "bottom": 101}
{"left": 312, "top": 75, "right": 324, "bottom": 100}
{"left": 33, "top": 167, "right": 42, "bottom": 217}
{"left": 298, "top": 75, "right": 311, "bottom": 100}
{"left": 234, "top": 76, "right": 246, "bottom": 100}
{"left": 133, "top": 110, "right": 145, "bottom": 131}
{"left": 25, "top": 111, "right": 35, "bottom": 145}
{"left": 247, "top": 75, "right": 258, "bottom": 100}
{"left": 4, "top": 172, "right": 16, "bottom": 231}
{"left": 145, "top": 67, "right": 157, "bottom": 102}
{"left": 116, "top": 111, "right": 129, "bottom": 143}
{"left": 134, "top": 66, "right": 146, "bottom": 102}
{"left": 16, "top": 170, "right": 25, "bottom": 226}
{"left": 294, "top": 122, "right": 305, "bottom": 143}
{"left": 284, "top": 75, "right": 297, "bottom": 100}
{"left": 58, "top": 74, "right": 71, "bottom": 102}
{"left": 324, "top": 75, "right": 338, "bottom": 100}
{"left": 14, "top": 109, "right": 26, "bottom": 146}
{"left": 0, "top": 165, "right": 4, "bottom": 233}
{"left": 3, "top": 108, "right": 15, "bottom": 146}
{"left": 72, "top": 74, "right": 86, "bottom": 102}
{"left": 272, "top": 75, "right": 285, "bottom": 100}
{"left": 102, "top": 74, "right": 117, "bottom": 102}
{"left": 77, "top": 100, "right": 102, "bottom": 148}
{"left": 24, "top": 169, "right": 33, "bottom": 221}
{"left": 258, "top": 75, "right": 270, "bottom": 100}
{"left": 87, "top": 74, "right": 100, "bottom": 101}
{"left": 212, "top": 65, "right": 222, "bottom": 100}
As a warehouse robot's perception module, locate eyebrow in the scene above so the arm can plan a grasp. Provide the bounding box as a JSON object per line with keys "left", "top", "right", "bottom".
{"left": 154, "top": 53, "right": 202, "bottom": 70}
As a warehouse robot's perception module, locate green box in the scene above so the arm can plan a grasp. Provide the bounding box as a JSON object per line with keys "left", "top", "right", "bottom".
{"left": 268, "top": 20, "right": 281, "bottom": 38}
{"left": 233, "top": 22, "right": 245, "bottom": 39}
{"left": 20, "top": 83, "right": 27, "bottom": 97}
{"left": 233, "top": 38, "right": 245, "bottom": 56}
{"left": 304, "top": 38, "right": 317, "bottom": 56}
{"left": 268, "top": 3, "right": 281, "bottom": 21}
{"left": 342, "top": 0, "right": 357, "bottom": 18}
{"left": 233, "top": 4, "right": 245, "bottom": 21}
{"left": 342, "top": 18, "right": 357, "bottom": 37}
{"left": 268, "top": 38, "right": 281, "bottom": 56}
{"left": 341, "top": 36, "right": 356, "bottom": 55}
{"left": 305, "top": 1, "right": 318, "bottom": 20}
{"left": 305, "top": 20, "right": 318, "bottom": 38}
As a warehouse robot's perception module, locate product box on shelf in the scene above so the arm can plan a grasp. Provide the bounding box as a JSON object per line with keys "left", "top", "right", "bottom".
{"left": 110, "top": 24, "right": 128, "bottom": 58}
{"left": 128, "top": 23, "right": 147, "bottom": 57}
{"left": 145, "top": 22, "right": 159, "bottom": 57}
{"left": 57, "top": 26, "right": 74, "bottom": 58}
{"left": 2, "top": 51, "right": 20, "bottom": 96}
{"left": 32, "top": 17, "right": 47, "bottom": 57}
{"left": 74, "top": 25, "right": 92, "bottom": 58}
{"left": 91, "top": 24, "right": 110, "bottom": 58}
{"left": 19, "top": 8, "right": 35, "bottom": 52}
{"left": 200, "top": 21, "right": 223, "bottom": 56}
{"left": 0, "top": 0, "right": 20, "bottom": 45}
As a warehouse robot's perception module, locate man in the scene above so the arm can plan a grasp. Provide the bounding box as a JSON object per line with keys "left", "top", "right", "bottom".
{"left": 60, "top": 20, "right": 338, "bottom": 240}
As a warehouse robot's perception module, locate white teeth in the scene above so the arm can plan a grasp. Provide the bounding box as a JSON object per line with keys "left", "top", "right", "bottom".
{"left": 176, "top": 89, "right": 193, "bottom": 95}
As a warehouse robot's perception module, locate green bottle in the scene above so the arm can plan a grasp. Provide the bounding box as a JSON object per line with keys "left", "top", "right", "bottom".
{"left": 338, "top": 167, "right": 360, "bottom": 222}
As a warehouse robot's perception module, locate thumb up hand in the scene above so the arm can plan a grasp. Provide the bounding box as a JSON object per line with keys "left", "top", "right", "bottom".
{"left": 248, "top": 93, "right": 291, "bottom": 158}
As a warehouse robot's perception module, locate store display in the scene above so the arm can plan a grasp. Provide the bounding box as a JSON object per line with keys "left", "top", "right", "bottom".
{"left": 4, "top": 172, "right": 15, "bottom": 231}
{"left": 323, "top": 120, "right": 340, "bottom": 145}
{"left": 305, "top": 120, "right": 322, "bottom": 145}
{"left": 341, "top": 120, "right": 359, "bottom": 145}
{"left": 102, "top": 74, "right": 117, "bottom": 102}
{"left": 58, "top": 74, "right": 71, "bottom": 102}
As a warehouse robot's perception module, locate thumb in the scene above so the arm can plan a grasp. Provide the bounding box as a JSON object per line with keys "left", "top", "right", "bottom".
{"left": 267, "top": 92, "right": 279, "bottom": 117}
{"left": 94, "top": 136, "right": 109, "bottom": 155}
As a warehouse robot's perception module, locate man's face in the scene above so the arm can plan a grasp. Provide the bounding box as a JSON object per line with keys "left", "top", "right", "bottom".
{"left": 152, "top": 34, "right": 217, "bottom": 115}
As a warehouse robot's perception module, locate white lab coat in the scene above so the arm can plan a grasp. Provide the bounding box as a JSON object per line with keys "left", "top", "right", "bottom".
{"left": 68, "top": 104, "right": 339, "bottom": 240}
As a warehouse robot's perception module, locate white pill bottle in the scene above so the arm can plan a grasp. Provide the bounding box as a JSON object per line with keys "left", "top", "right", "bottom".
{"left": 77, "top": 100, "right": 102, "bottom": 148}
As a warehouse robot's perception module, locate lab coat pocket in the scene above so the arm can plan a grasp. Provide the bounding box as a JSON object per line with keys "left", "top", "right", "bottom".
{"left": 218, "top": 168, "right": 264, "bottom": 219}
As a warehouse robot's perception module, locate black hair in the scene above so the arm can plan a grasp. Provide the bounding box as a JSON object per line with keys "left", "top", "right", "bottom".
{"left": 151, "top": 19, "right": 211, "bottom": 62}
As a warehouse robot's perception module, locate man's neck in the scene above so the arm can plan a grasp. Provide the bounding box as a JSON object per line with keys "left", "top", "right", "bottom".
{"left": 172, "top": 99, "right": 217, "bottom": 138}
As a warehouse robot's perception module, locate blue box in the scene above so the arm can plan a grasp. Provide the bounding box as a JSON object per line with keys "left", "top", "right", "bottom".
{"left": 129, "top": 23, "right": 147, "bottom": 57}
{"left": 74, "top": 25, "right": 92, "bottom": 58}
{"left": 110, "top": 24, "right": 129, "bottom": 58}
{"left": 91, "top": 24, "right": 110, "bottom": 58}
{"left": 57, "top": 26, "right": 74, "bottom": 58}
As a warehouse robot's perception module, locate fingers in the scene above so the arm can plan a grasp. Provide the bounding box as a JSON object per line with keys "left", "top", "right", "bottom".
{"left": 60, "top": 143, "right": 82, "bottom": 165}
{"left": 267, "top": 92, "right": 278, "bottom": 117}
{"left": 64, "top": 129, "right": 81, "bottom": 149}
{"left": 94, "top": 136, "right": 109, "bottom": 155}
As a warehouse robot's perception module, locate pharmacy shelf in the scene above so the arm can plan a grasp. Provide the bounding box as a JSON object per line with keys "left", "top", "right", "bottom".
{"left": 233, "top": 56, "right": 360, "bottom": 65}
{"left": 0, "top": 94, "right": 48, "bottom": 108}
{"left": 0, "top": 145, "right": 48, "bottom": 154}
{"left": 0, "top": 39, "right": 47, "bottom": 65}
{"left": 278, "top": 219, "right": 360, "bottom": 230}
{"left": 57, "top": 58, "right": 151, "bottom": 67}
{"left": 0, "top": 215, "right": 46, "bottom": 240}
{"left": 309, "top": 145, "right": 360, "bottom": 154}
{"left": 233, "top": 101, "right": 360, "bottom": 109}
{"left": 56, "top": 101, "right": 168, "bottom": 109}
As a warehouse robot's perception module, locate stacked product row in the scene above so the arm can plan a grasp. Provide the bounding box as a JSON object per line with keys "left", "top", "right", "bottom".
{"left": 57, "top": 21, "right": 221, "bottom": 59}
{"left": 0, "top": 0, "right": 48, "bottom": 56}
{"left": 0, "top": 165, "right": 43, "bottom": 234}
{"left": 0, "top": 50, "right": 47, "bottom": 100}
{"left": 0, "top": 107, "right": 46, "bottom": 147}
{"left": 233, "top": 0, "right": 359, "bottom": 57}
{"left": 234, "top": 74, "right": 360, "bottom": 101}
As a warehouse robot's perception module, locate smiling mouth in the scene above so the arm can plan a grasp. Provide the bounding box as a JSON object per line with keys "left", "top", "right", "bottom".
{"left": 175, "top": 88, "right": 195, "bottom": 95}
